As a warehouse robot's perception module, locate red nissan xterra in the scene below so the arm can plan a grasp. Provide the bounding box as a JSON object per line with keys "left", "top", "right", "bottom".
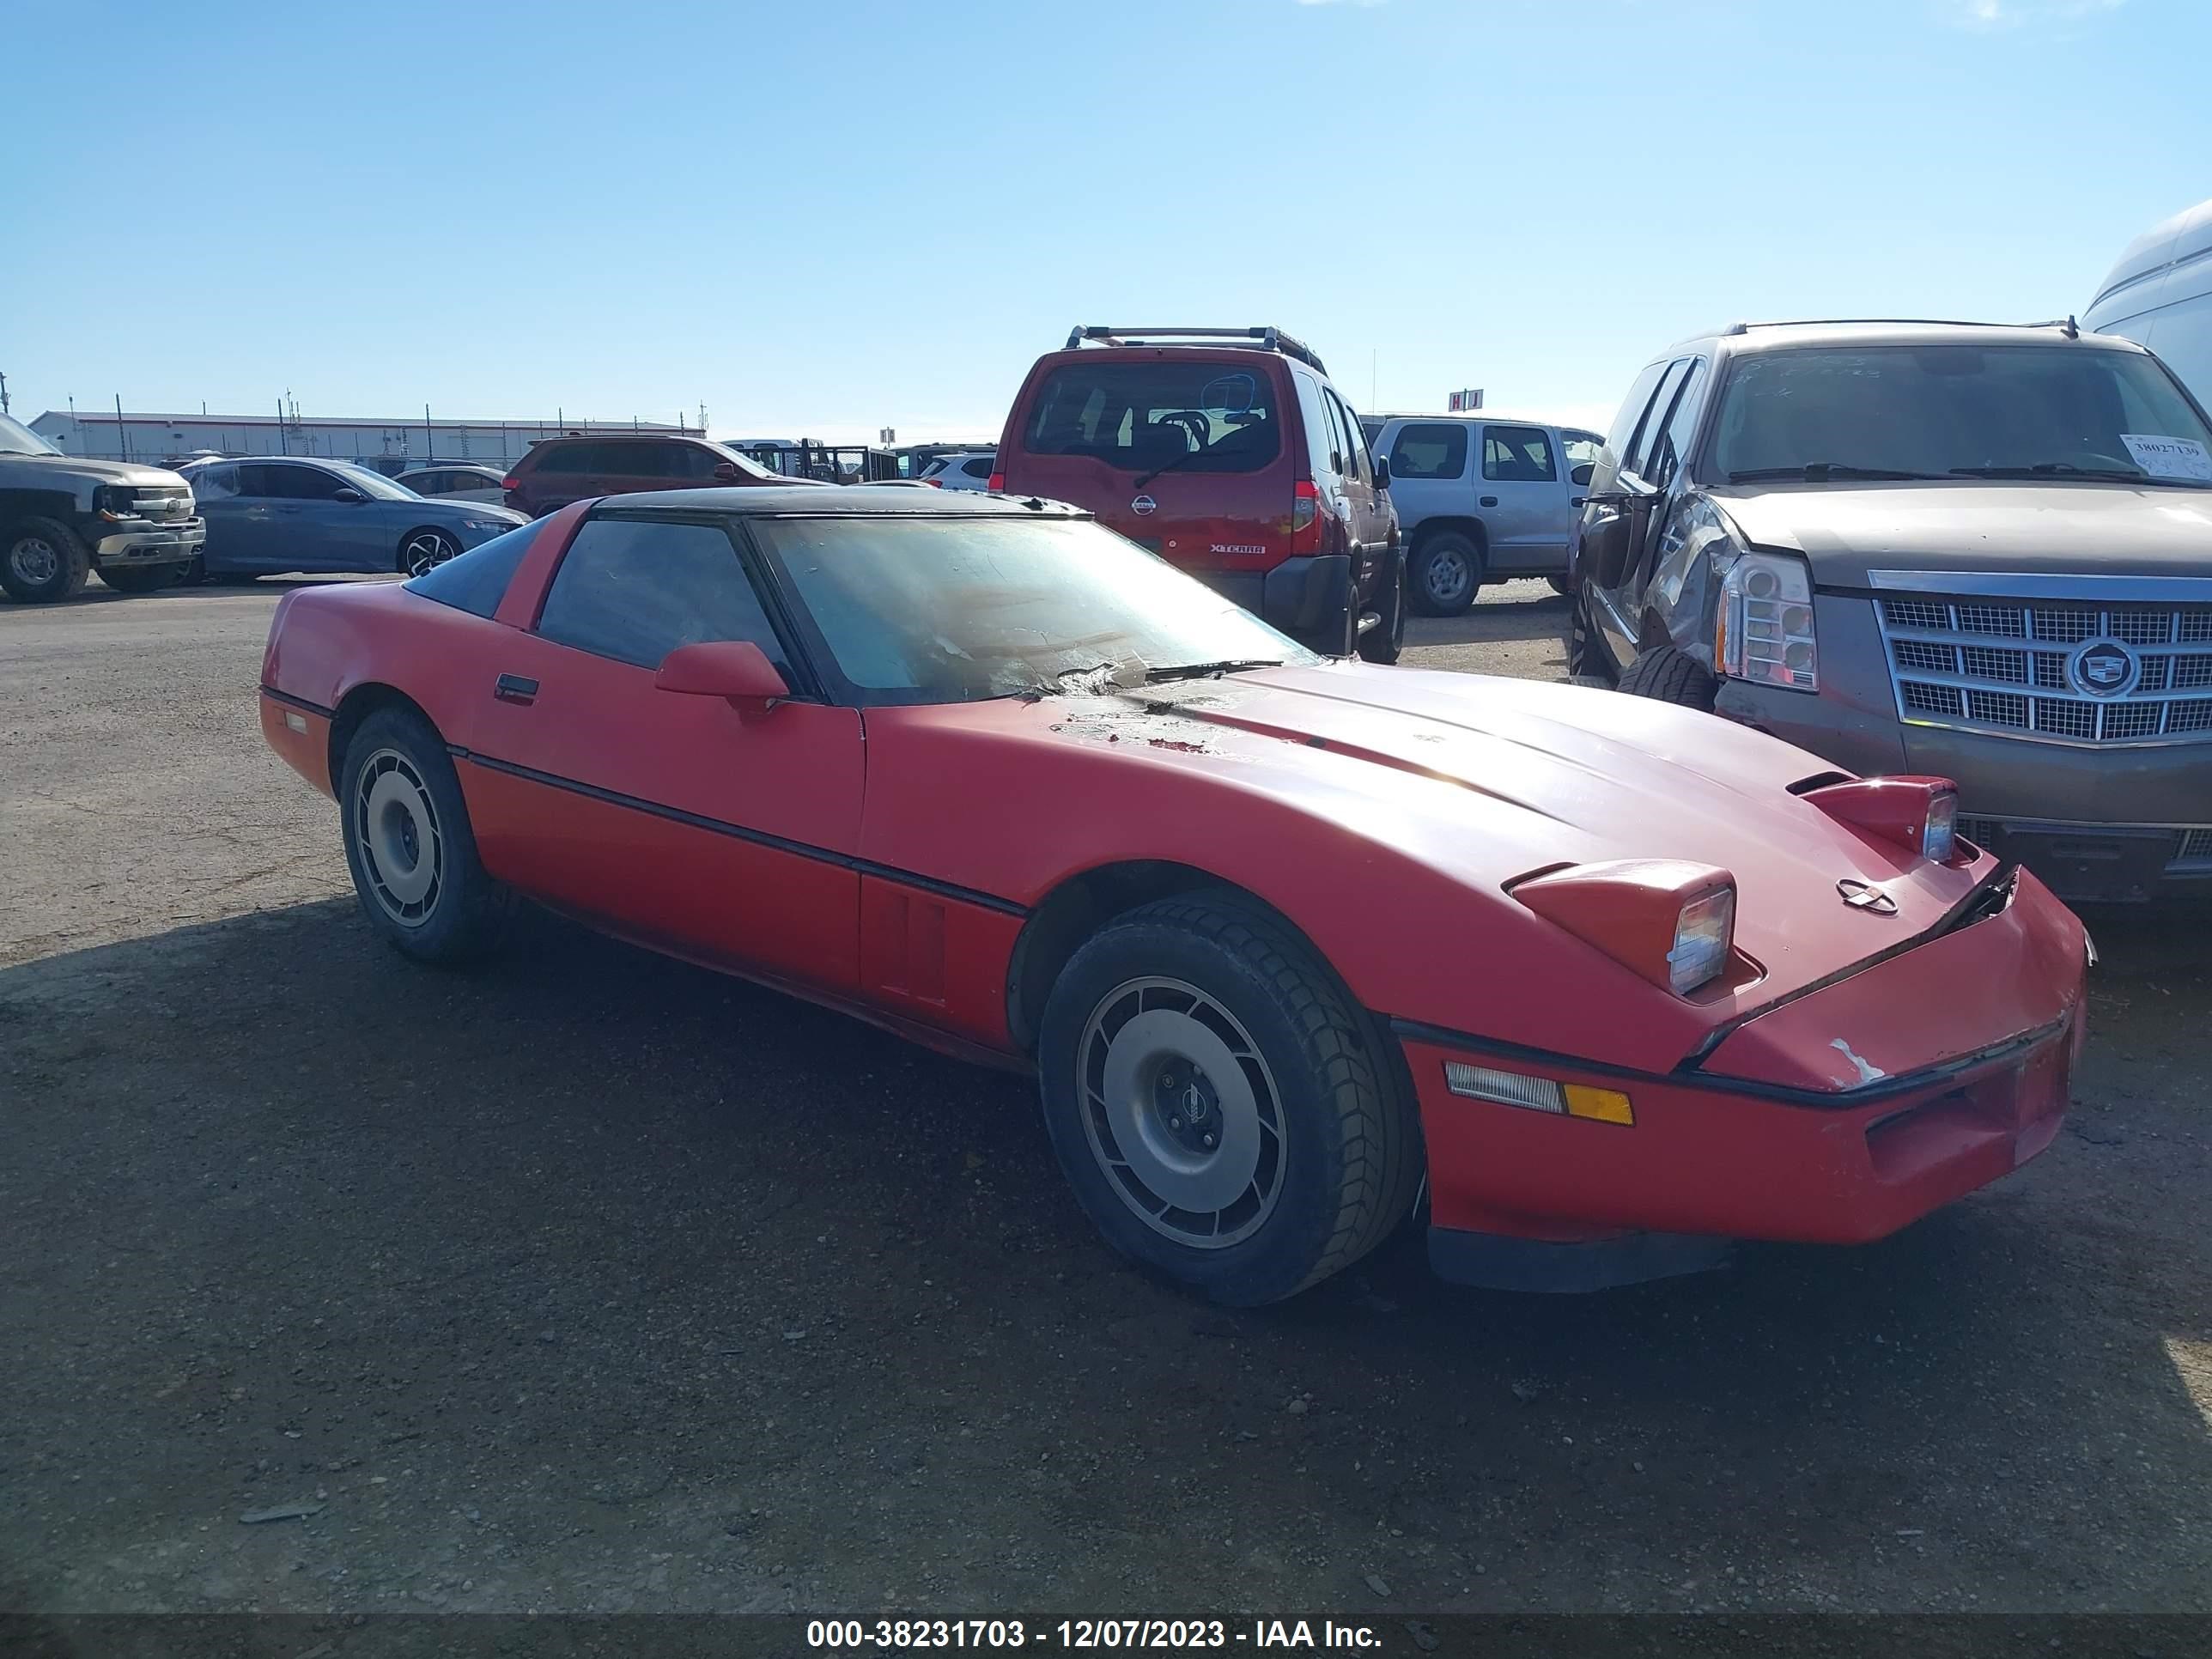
{"left": 994, "top": 326, "right": 1406, "bottom": 661}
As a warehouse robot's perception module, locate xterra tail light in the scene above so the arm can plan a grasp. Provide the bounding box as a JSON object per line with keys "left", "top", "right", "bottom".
{"left": 501, "top": 476, "right": 519, "bottom": 492}
{"left": 1291, "top": 478, "right": 1322, "bottom": 555}
{"left": 987, "top": 472, "right": 1006, "bottom": 493}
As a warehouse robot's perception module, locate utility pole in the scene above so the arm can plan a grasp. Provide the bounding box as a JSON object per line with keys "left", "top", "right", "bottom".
{"left": 116, "top": 392, "right": 129, "bottom": 461}
{"left": 425, "top": 404, "right": 434, "bottom": 464}
{"left": 0, "top": 370, "right": 10, "bottom": 415}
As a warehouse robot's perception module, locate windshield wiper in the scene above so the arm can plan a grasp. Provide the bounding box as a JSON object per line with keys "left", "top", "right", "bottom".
{"left": 1143, "top": 659, "right": 1283, "bottom": 684}
{"left": 1726, "top": 464, "right": 1947, "bottom": 483}
{"left": 1948, "top": 462, "right": 2198, "bottom": 485}
{"left": 1132, "top": 445, "right": 1215, "bottom": 491}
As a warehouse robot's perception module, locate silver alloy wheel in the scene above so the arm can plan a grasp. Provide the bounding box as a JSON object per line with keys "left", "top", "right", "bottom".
{"left": 351, "top": 748, "right": 444, "bottom": 927}
{"left": 1077, "top": 975, "right": 1286, "bottom": 1248}
{"left": 401, "top": 531, "right": 459, "bottom": 577}
{"left": 9, "top": 535, "right": 59, "bottom": 586}
{"left": 1422, "top": 546, "right": 1472, "bottom": 608}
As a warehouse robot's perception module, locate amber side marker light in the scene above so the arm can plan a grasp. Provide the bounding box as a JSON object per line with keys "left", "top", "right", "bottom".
{"left": 1443, "top": 1061, "right": 1634, "bottom": 1127}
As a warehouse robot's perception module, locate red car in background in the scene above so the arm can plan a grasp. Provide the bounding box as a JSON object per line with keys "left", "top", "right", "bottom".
{"left": 259, "top": 485, "right": 2089, "bottom": 1305}
{"left": 994, "top": 326, "right": 1405, "bottom": 664}
{"left": 501, "top": 432, "right": 787, "bottom": 519}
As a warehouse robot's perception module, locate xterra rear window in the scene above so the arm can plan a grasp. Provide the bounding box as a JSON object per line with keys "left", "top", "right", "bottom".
{"left": 1022, "top": 362, "right": 1281, "bottom": 475}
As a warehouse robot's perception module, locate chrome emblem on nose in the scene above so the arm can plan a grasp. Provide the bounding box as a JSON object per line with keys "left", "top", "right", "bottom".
{"left": 1131, "top": 495, "right": 1158, "bottom": 516}
{"left": 2068, "top": 638, "right": 2138, "bottom": 698}
{"left": 1837, "top": 878, "right": 1899, "bottom": 915}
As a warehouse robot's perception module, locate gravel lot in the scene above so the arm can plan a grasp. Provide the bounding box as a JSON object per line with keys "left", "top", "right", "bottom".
{"left": 3, "top": 575, "right": 2209, "bottom": 1620}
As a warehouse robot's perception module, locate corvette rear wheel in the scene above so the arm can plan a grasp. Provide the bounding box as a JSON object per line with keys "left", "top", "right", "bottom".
{"left": 340, "top": 707, "right": 511, "bottom": 963}
{"left": 1038, "top": 895, "right": 1422, "bottom": 1306}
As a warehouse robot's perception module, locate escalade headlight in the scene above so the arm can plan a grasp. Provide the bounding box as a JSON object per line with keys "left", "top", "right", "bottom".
{"left": 1717, "top": 547, "right": 1818, "bottom": 692}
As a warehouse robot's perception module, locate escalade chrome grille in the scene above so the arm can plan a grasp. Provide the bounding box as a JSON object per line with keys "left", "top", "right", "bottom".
{"left": 1878, "top": 592, "right": 2212, "bottom": 744}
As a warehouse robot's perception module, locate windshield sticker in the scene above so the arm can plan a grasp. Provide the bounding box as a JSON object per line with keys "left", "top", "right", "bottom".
{"left": 2120, "top": 434, "right": 2212, "bottom": 482}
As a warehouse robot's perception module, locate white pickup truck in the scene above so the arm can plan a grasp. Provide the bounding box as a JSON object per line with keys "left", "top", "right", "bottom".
{"left": 0, "top": 414, "right": 205, "bottom": 602}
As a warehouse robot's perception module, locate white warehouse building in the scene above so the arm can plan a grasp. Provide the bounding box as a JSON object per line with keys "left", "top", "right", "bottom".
{"left": 29, "top": 409, "right": 694, "bottom": 474}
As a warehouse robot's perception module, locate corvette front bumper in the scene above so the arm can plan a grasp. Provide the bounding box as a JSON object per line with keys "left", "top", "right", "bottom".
{"left": 1397, "top": 867, "right": 2088, "bottom": 1291}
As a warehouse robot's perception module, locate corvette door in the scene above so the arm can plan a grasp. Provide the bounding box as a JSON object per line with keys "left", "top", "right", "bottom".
{"left": 457, "top": 511, "right": 865, "bottom": 993}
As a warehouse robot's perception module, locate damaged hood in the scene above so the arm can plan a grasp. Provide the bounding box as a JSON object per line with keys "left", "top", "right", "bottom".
{"left": 959, "top": 664, "right": 1993, "bottom": 981}
{"left": 1709, "top": 480, "right": 2212, "bottom": 585}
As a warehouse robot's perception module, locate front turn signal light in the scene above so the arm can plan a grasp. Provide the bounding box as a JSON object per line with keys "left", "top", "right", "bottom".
{"left": 1443, "top": 1061, "right": 1634, "bottom": 1126}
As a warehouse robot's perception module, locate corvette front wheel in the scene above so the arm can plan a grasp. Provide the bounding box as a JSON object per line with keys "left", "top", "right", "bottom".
{"left": 339, "top": 707, "right": 511, "bottom": 963}
{"left": 1037, "top": 896, "right": 1423, "bottom": 1306}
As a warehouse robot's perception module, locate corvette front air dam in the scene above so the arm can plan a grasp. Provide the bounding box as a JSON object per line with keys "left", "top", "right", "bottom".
{"left": 1395, "top": 866, "right": 2089, "bottom": 1292}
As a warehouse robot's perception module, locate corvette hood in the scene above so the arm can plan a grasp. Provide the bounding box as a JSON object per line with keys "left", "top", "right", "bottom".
{"left": 1004, "top": 664, "right": 1991, "bottom": 978}
{"left": 1708, "top": 480, "right": 2212, "bottom": 585}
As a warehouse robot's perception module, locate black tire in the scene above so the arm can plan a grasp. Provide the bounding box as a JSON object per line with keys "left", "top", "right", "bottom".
{"left": 180, "top": 553, "right": 207, "bottom": 585}
{"left": 1547, "top": 575, "right": 1571, "bottom": 597}
{"left": 1616, "top": 642, "right": 1718, "bottom": 711}
{"left": 1036, "top": 894, "right": 1424, "bottom": 1306}
{"left": 339, "top": 707, "right": 512, "bottom": 963}
{"left": 1564, "top": 588, "right": 1617, "bottom": 684}
{"left": 1407, "top": 531, "right": 1480, "bottom": 617}
{"left": 398, "top": 528, "right": 461, "bottom": 577}
{"left": 1, "top": 516, "right": 94, "bottom": 604}
{"left": 97, "top": 563, "right": 186, "bottom": 594}
{"left": 1355, "top": 550, "right": 1407, "bottom": 665}
{"left": 210, "top": 568, "right": 262, "bottom": 586}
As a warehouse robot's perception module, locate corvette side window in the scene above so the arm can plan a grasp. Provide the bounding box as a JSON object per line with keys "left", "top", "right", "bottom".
{"left": 537, "top": 516, "right": 791, "bottom": 677}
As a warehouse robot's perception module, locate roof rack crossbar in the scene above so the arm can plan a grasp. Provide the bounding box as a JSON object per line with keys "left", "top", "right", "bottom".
{"left": 1724, "top": 317, "right": 2086, "bottom": 336}
{"left": 1066, "top": 325, "right": 1328, "bottom": 375}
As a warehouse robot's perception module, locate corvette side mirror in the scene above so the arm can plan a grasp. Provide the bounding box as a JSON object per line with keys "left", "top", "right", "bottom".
{"left": 655, "top": 640, "right": 789, "bottom": 708}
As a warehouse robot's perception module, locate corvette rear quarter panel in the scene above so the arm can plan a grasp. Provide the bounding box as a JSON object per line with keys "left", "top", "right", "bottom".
{"left": 261, "top": 581, "right": 514, "bottom": 787}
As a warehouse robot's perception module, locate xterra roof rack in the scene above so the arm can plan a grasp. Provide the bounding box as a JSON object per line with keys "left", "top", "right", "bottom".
{"left": 1722, "top": 316, "right": 2081, "bottom": 338}
{"left": 1065, "top": 325, "right": 1329, "bottom": 375}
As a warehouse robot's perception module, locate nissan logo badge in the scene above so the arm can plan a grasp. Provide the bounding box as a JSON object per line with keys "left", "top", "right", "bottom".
{"left": 1131, "top": 495, "right": 1158, "bottom": 516}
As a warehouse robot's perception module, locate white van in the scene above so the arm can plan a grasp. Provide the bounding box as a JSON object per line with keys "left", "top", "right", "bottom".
{"left": 2085, "top": 197, "right": 2212, "bottom": 405}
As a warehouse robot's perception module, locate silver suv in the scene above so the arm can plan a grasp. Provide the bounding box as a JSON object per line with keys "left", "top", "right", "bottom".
{"left": 1568, "top": 318, "right": 2212, "bottom": 904}
{"left": 1367, "top": 413, "right": 1601, "bottom": 614}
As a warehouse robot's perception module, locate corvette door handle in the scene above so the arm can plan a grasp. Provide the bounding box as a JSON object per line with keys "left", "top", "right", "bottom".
{"left": 493, "top": 673, "right": 538, "bottom": 706}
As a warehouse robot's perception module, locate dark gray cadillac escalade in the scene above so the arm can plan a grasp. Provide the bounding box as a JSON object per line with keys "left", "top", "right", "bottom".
{"left": 1567, "top": 319, "right": 2212, "bottom": 904}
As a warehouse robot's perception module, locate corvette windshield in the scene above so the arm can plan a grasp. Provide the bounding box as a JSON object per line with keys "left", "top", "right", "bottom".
{"left": 751, "top": 515, "right": 1320, "bottom": 705}
{"left": 1710, "top": 344, "right": 2212, "bottom": 485}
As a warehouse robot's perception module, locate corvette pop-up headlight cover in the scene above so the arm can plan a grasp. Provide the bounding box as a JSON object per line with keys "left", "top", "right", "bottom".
{"left": 1510, "top": 859, "right": 1739, "bottom": 998}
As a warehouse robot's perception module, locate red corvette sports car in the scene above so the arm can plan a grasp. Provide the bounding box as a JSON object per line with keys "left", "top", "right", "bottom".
{"left": 260, "top": 487, "right": 2090, "bottom": 1304}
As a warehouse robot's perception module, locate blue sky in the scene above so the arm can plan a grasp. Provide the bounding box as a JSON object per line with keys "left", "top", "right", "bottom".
{"left": 3, "top": 0, "right": 2203, "bottom": 444}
